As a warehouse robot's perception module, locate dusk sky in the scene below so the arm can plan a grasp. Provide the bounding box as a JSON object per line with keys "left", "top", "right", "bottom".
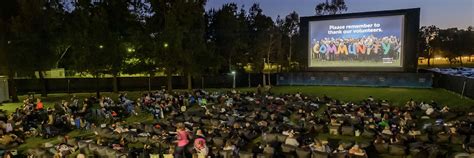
{"left": 205, "top": 0, "right": 474, "bottom": 29}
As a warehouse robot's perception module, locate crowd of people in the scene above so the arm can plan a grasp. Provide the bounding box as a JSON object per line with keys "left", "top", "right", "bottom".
{"left": 0, "top": 87, "right": 473, "bottom": 158}
{"left": 311, "top": 35, "right": 402, "bottom": 63}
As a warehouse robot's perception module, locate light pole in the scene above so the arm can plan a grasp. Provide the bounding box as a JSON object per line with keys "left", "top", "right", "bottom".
{"left": 231, "top": 71, "right": 236, "bottom": 89}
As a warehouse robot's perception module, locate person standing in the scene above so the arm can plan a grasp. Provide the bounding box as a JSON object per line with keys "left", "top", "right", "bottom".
{"left": 174, "top": 123, "right": 189, "bottom": 158}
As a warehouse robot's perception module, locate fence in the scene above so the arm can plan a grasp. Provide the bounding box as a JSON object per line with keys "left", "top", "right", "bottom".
{"left": 432, "top": 73, "right": 474, "bottom": 99}
{"left": 0, "top": 76, "right": 8, "bottom": 102}
{"left": 276, "top": 72, "right": 433, "bottom": 88}
{"left": 11, "top": 73, "right": 278, "bottom": 94}
{"left": 9, "top": 71, "right": 473, "bottom": 99}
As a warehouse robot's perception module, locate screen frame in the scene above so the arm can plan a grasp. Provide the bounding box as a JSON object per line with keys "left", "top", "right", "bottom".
{"left": 300, "top": 8, "right": 420, "bottom": 72}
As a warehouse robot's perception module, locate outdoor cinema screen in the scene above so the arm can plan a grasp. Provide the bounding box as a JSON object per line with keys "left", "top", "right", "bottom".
{"left": 308, "top": 15, "right": 404, "bottom": 68}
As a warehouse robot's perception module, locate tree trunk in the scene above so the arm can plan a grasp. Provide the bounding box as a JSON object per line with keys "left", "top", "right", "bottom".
{"left": 427, "top": 50, "right": 431, "bottom": 67}
{"left": 288, "top": 36, "right": 292, "bottom": 68}
{"left": 228, "top": 57, "right": 232, "bottom": 72}
{"left": 460, "top": 56, "right": 463, "bottom": 66}
{"left": 166, "top": 71, "right": 172, "bottom": 91}
{"left": 187, "top": 73, "right": 192, "bottom": 90}
{"left": 201, "top": 76, "right": 204, "bottom": 89}
{"left": 38, "top": 70, "right": 48, "bottom": 97}
{"left": 112, "top": 73, "right": 119, "bottom": 93}
{"left": 95, "top": 73, "right": 100, "bottom": 98}
{"left": 248, "top": 73, "right": 251, "bottom": 87}
{"left": 268, "top": 73, "right": 271, "bottom": 86}
{"left": 262, "top": 72, "right": 266, "bottom": 86}
{"left": 7, "top": 71, "right": 18, "bottom": 102}
{"left": 148, "top": 73, "right": 153, "bottom": 92}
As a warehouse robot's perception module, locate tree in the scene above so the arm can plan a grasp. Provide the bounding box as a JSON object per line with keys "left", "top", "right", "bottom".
{"left": 101, "top": 1, "right": 139, "bottom": 93}
{"left": 419, "top": 25, "right": 439, "bottom": 66}
{"left": 10, "top": 0, "right": 64, "bottom": 97}
{"left": 437, "top": 28, "right": 474, "bottom": 66}
{"left": 0, "top": 0, "right": 19, "bottom": 101}
{"left": 123, "top": 0, "right": 163, "bottom": 91}
{"left": 177, "top": 0, "right": 208, "bottom": 90}
{"left": 247, "top": 3, "right": 277, "bottom": 86}
{"left": 67, "top": 1, "right": 122, "bottom": 97}
{"left": 208, "top": 3, "right": 247, "bottom": 72}
{"left": 315, "top": 0, "right": 347, "bottom": 15}
{"left": 145, "top": 0, "right": 210, "bottom": 91}
{"left": 277, "top": 11, "right": 300, "bottom": 71}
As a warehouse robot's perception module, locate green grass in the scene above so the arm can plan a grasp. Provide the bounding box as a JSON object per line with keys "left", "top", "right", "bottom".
{"left": 126, "top": 112, "right": 155, "bottom": 124}
{"left": 0, "top": 92, "right": 143, "bottom": 113}
{"left": 17, "top": 130, "right": 94, "bottom": 152}
{"left": 269, "top": 86, "right": 474, "bottom": 109}
{"left": 2, "top": 86, "right": 473, "bottom": 154}
{"left": 2, "top": 86, "right": 473, "bottom": 113}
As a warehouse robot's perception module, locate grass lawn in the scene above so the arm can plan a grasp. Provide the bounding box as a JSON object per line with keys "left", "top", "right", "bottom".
{"left": 1, "top": 86, "right": 472, "bottom": 154}
{"left": 16, "top": 130, "right": 94, "bottom": 153}
{"left": 1, "top": 86, "right": 473, "bottom": 113}
{"left": 268, "top": 86, "right": 474, "bottom": 110}
{"left": 0, "top": 92, "right": 144, "bottom": 113}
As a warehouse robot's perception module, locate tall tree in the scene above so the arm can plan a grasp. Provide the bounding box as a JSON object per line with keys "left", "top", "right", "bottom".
{"left": 10, "top": 0, "right": 64, "bottom": 97}
{"left": 277, "top": 11, "right": 300, "bottom": 71}
{"left": 437, "top": 28, "right": 473, "bottom": 66}
{"left": 0, "top": 0, "right": 19, "bottom": 101}
{"left": 124, "top": 0, "right": 162, "bottom": 91}
{"left": 67, "top": 1, "right": 118, "bottom": 97}
{"left": 208, "top": 3, "right": 247, "bottom": 72}
{"left": 102, "top": 1, "right": 139, "bottom": 93}
{"left": 247, "top": 3, "right": 276, "bottom": 86}
{"left": 315, "top": 0, "right": 347, "bottom": 15}
{"left": 419, "top": 25, "right": 439, "bottom": 66}
{"left": 146, "top": 0, "right": 210, "bottom": 91}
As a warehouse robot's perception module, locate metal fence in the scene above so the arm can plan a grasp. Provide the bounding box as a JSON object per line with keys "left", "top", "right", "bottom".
{"left": 432, "top": 72, "right": 474, "bottom": 99}
{"left": 11, "top": 73, "right": 278, "bottom": 94}
{"left": 276, "top": 72, "right": 433, "bottom": 88}
{"left": 0, "top": 76, "right": 8, "bottom": 102}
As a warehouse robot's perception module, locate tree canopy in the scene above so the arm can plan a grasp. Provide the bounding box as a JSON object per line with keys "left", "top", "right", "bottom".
{"left": 0, "top": 0, "right": 473, "bottom": 96}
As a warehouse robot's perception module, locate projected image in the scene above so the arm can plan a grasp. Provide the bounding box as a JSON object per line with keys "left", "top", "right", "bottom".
{"left": 309, "top": 15, "right": 404, "bottom": 67}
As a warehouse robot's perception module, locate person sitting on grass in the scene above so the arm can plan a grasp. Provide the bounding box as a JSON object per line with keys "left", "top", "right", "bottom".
{"left": 349, "top": 144, "right": 367, "bottom": 157}
{"left": 36, "top": 98, "right": 44, "bottom": 111}
{"left": 193, "top": 129, "right": 208, "bottom": 158}
{"left": 333, "top": 144, "right": 347, "bottom": 154}
{"left": 263, "top": 143, "right": 274, "bottom": 155}
{"left": 223, "top": 140, "right": 236, "bottom": 152}
{"left": 284, "top": 132, "right": 300, "bottom": 147}
{"left": 374, "top": 135, "right": 386, "bottom": 144}
{"left": 390, "top": 134, "right": 404, "bottom": 145}
{"left": 310, "top": 139, "right": 329, "bottom": 153}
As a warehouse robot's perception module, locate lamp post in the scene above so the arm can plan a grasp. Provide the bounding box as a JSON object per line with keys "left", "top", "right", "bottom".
{"left": 231, "top": 71, "right": 236, "bottom": 89}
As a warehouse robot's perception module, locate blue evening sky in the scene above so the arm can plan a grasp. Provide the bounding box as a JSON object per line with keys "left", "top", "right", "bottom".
{"left": 205, "top": 0, "right": 474, "bottom": 29}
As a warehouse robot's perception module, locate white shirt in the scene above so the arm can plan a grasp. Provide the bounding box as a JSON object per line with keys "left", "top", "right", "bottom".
{"left": 285, "top": 137, "right": 299, "bottom": 147}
